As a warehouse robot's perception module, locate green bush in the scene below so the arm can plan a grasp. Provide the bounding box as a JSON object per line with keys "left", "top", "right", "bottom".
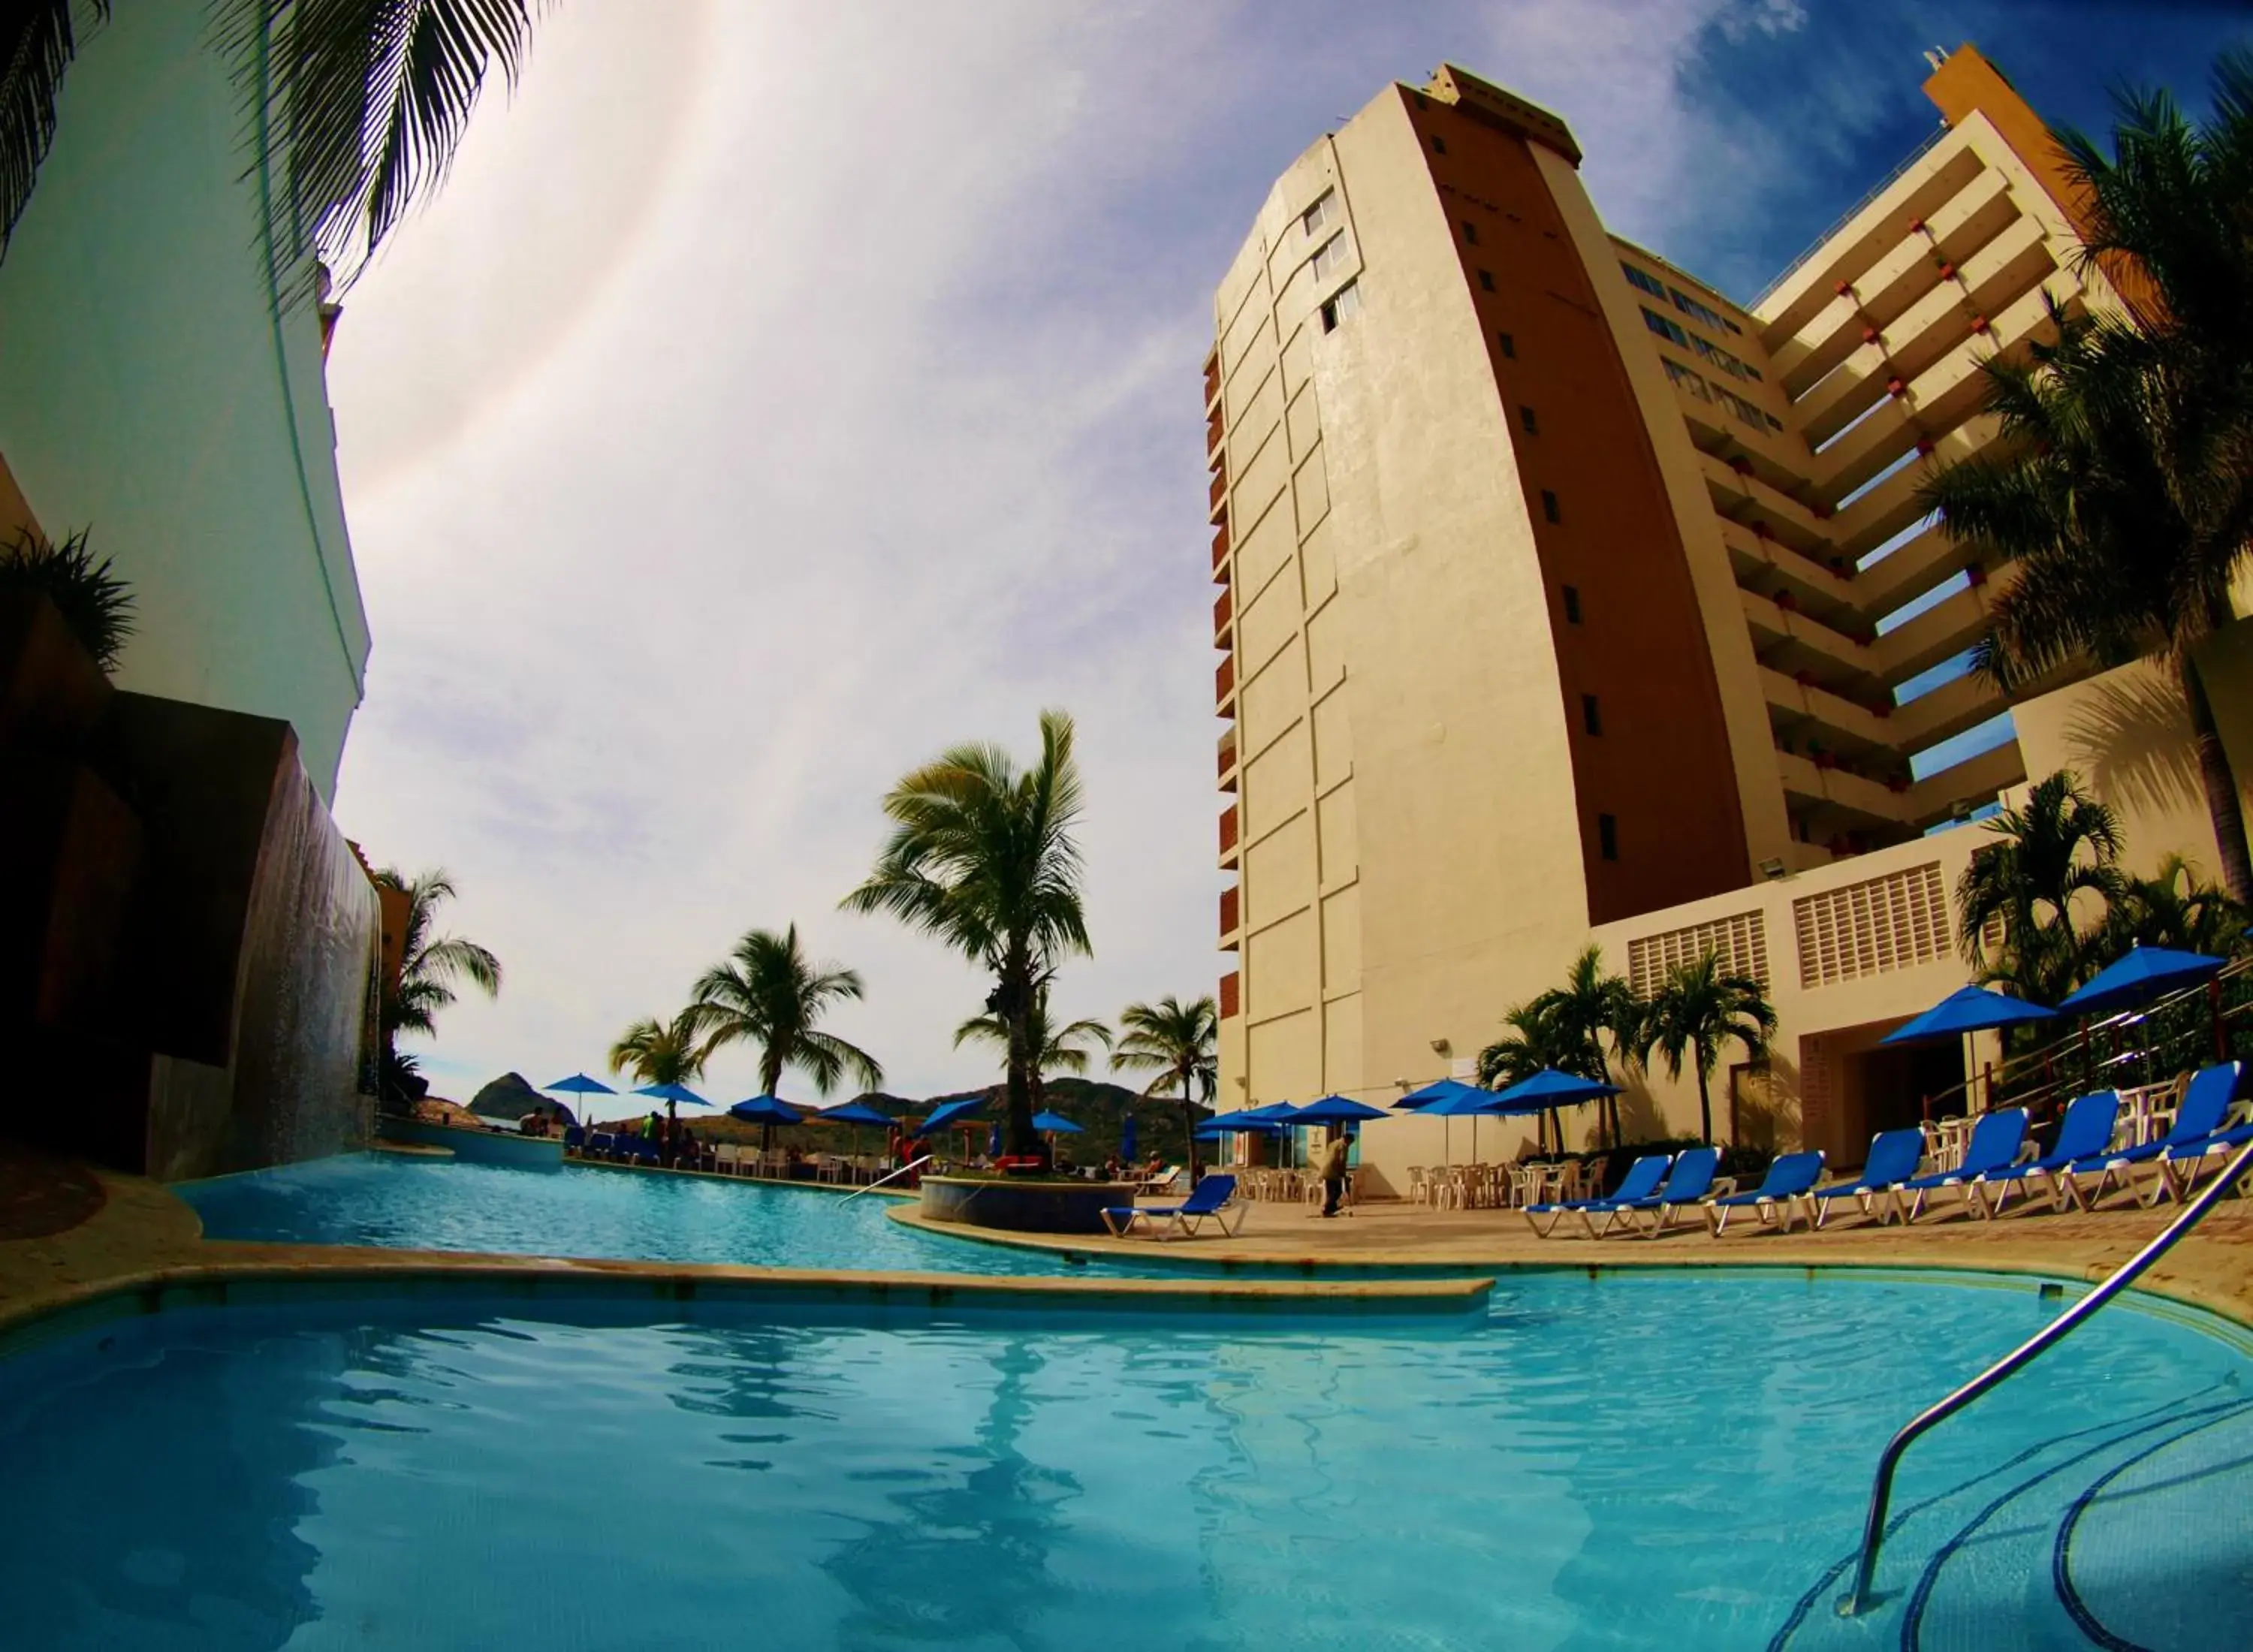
{"left": 0, "top": 527, "right": 134, "bottom": 671}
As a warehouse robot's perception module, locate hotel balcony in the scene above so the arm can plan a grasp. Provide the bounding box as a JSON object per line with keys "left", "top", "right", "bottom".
{"left": 1219, "top": 803, "right": 1239, "bottom": 869}
{"left": 1219, "top": 969, "right": 1240, "bottom": 1019}
{"left": 1219, "top": 885, "right": 1240, "bottom": 945}
{"left": 1216, "top": 653, "right": 1235, "bottom": 711}
{"left": 1218, "top": 726, "right": 1238, "bottom": 791}
{"left": 1208, "top": 467, "right": 1228, "bottom": 525}
{"left": 1211, "top": 523, "right": 1231, "bottom": 585}
{"left": 1214, "top": 586, "right": 1232, "bottom": 647}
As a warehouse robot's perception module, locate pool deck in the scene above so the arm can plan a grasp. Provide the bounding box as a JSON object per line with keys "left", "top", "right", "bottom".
{"left": 889, "top": 1192, "right": 2253, "bottom": 1326}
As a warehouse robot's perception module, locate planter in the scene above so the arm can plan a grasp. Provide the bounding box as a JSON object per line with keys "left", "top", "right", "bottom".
{"left": 918, "top": 1176, "right": 1139, "bottom": 1234}
{"left": 383, "top": 1119, "right": 564, "bottom": 1171}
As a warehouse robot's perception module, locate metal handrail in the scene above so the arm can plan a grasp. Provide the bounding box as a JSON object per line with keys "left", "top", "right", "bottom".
{"left": 1747, "top": 122, "right": 1948, "bottom": 311}
{"left": 1837, "top": 1133, "right": 2253, "bottom": 1616}
{"left": 841, "top": 1154, "right": 933, "bottom": 1202}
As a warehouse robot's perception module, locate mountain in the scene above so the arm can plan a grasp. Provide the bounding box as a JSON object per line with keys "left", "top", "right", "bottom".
{"left": 468, "top": 1071, "right": 544, "bottom": 1120}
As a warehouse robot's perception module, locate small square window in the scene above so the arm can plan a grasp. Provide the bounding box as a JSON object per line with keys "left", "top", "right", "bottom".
{"left": 1598, "top": 813, "right": 1619, "bottom": 861}
{"left": 1431, "top": 134, "right": 1448, "bottom": 155}
{"left": 1562, "top": 585, "right": 1582, "bottom": 623}
{"left": 1477, "top": 269, "right": 1495, "bottom": 293}
{"left": 1497, "top": 331, "right": 1516, "bottom": 358}
{"left": 1461, "top": 219, "right": 1479, "bottom": 245}
{"left": 1582, "top": 694, "right": 1603, "bottom": 736}
{"left": 1540, "top": 489, "right": 1561, "bottom": 524}
{"left": 1301, "top": 190, "right": 1336, "bottom": 238}
{"left": 1320, "top": 279, "right": 1362, "bottom": 333}
{"left": 1519, "top": 405, "right": 1538, "bottom": 436}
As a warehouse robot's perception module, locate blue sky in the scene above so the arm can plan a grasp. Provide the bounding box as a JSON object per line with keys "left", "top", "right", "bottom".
{"left": 324, "top": 1, "right": 2248, "bottom": 1107}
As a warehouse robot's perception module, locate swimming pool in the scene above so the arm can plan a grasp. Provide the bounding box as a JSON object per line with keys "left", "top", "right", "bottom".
{"left": 180, "top": 1153, "right": 1122, "bottom": 1277}
{"left": 2, "top": 1269, "right": 2245, "bottom": 1647}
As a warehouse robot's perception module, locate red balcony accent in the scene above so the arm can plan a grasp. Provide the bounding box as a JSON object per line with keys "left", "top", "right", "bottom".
{"left": 1220, "top": 886, "right": 1240, "bottom": 938}
{"left": 1916, "top": 437, "right": 1935, "bottom": 457}
{"left": 1218, "top": 733, "right": 1238, "bottom": 784}
{"left": 1216, "top": 654, "right": 1235, "bottom": 706}
{"left": 1214, "top": 589, "right": 1232, "bottom": 638}
{"left": 1220, "top": 970, "right": 1241, "bottom": 1019}
{"left": 1775, "top": 590, "right": 1798, "bottom": 612}
{"left": 1860, "top": 325, "right": 1880, "bottom": 345}
{"left": 1971, "top": 314, "right": 1990, "bottom": 334}
{"left": 1211, "top": 523, "right": 1230, "bottom": 569}
{"left": 1835, "top": 279, "right": 1854, "bottom": 298}
{"left": 1887, "top": 377, "right": 1908, "bottom": 398}
{"left": 1208, "top": 471, "right": 1227, "bottom": 511}
{"left": 1937, "top": 261, "right": 1956, "bottom": 281}
{"left": 1752, "top": 520, "right": 1772, "bottom": 541}
{"left": 1203, "top": 350, "right": 1220, "bottom": 405}
{"left": 1908, "top": 217, "right": 1926, "bottom": 234}
{"left": 1965, "top": 563, "right": 1987, "bottom": 587}
{"left": 1729, "top": 456, "right": 1753, "bottom": 476}
{"left": 1220, "top": 804, "right": 1238, "bottom": 857}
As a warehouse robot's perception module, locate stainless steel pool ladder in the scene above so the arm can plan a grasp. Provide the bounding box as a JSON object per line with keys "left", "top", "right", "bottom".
{"left": 1838, "top": 1133, "right": 2253, "bottom": 1617}
{"left": 842, "top": 1154, "right": 933, "bottom": 1201}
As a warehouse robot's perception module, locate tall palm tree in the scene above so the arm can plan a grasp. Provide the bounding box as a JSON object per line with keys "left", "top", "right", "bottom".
{"left": 1924, "top": 54, "right": 2253, "bottom": 900}
{"left": 954, "top": 990, "right": 1109, "bottom": 1112}
{"left": 1478, "top": 999, "right": 1582, "bottom": 1153}
{"left": 689, "top": 924, "right": 882, "bottom": 1100}
{"left": 2100, "top": 852, "right": 2251, "bottom": 958}
{"left": 1525, "top": 945, "right": 1641, "bottom": 1146}
{"left": 372, "top": 867, "right": 499, "bottom": 1098}
{"left": 1956, "top": 770, "right": 2127, "bottom": 1005}
{"left": 607, "top": 1008, "right": 707, "bottom": 1123}
{"left": 843, "top": 710, "right": 1090, "bottom": 1159}
{"left": 1639, "top": 949, "right": 1776, "bottom": 1147}
{"left": 5, "top": 4, "right": 545, "bottom": 288}
{"left": 1110, "top": 996, "right": 1217, "bottom": 1180}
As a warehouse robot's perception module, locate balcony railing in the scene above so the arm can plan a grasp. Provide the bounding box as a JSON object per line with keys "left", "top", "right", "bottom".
{"left": 1216, "top": 655, "right": 1235, "bottom": 707}
{"left": 1219, "top": 885, "right": 1239, "bottom": 939}
{"left": 1219, "top": 970, "right": 1240, "bottom": 1017}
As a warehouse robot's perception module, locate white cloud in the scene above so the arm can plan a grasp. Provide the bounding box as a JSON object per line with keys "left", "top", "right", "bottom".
{"left": 327, "top": 0, "right": 1813, "bottom": 1105}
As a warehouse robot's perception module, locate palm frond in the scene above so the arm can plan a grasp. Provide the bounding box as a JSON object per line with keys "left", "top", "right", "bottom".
{"left": 0, "top": 2, "right": 106, "bottom": 267}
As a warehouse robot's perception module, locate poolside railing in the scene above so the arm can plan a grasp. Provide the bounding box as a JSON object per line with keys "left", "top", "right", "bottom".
{"left": 1836, "top": 1131, "right": 2253, "bottom": 1616}
{"left": 843, "top": 1155, "right": 933, "bottom": 1201}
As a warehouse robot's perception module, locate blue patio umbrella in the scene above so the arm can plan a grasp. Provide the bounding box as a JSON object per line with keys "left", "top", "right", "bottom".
{"left": 729, "top": 1093, "right": 802, "bottom": 1156}
{"left": 1237, "top": 1101, "right": 1300, "bottom": 1121}
{"left": 1396, "top": 1077, "right": 1483, "bottom": 1110}
{"left": 1881, "top": 985, "right": 2057, "bottom": 1044}
{"left": 1119, "top": 1113, "right": 1138, "bottom": 1165}
{"left": 1883, "top": 984, "right": 2058, "bottom": 1115}
{"left": 2056, "top": 945, "right": 2227, "bottom": 1019}
{"left": 633, "top": 1081, "right": 713, "bottom": 1125}
{"left": 916, "top": 1097, "right": 985, "bottom": 1137}
{"left": 1201, "top": 1111, "right": 1288, "bottom": 1132}
{"left": 1287, "top": 1095, "right": 1389, "bottom": 1125}
{"left": 816, "top": 1101, "right": 893, "bottom": 1127}
{"left": 546, "top": 1072, "right": 615, "bottom": 1128}
{"left": 1030, "top": 1111, "right": 1082, "bottom": 1134}
{"left": 1488, "top": 1067, "right": 1621, "bottom": 1156}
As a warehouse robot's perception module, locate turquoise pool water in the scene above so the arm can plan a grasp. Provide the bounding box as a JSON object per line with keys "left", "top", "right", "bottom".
{"left": 2, "top": 1271, "right": 2247, "bottom": 1648}
{"left": 181, "top": 1153, "right": 1124, "bottom": 1277}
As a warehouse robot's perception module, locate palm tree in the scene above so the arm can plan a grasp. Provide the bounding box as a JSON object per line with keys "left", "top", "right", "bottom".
{"left": 607, "top": 1008, "right": 707, "bottom": 1123}
{"left": 372, "top": 867, "right": 499, "bottom": 1100}
{"left": 2100, "top": 853, "right": 2251, "bottom": 958}
{"left": 1956, "top": 770, "right": 2127, "bottom": 1004}
{"left": 6, "top": 4, "right": 545, "bottom": 288}
{"left": 843, "top": 710, "right": 1090, "bottom": 1160}
{"left": 955, "top": 990, "right": 1109, "bottom": 1113}
{"left": 1110, "top": 996, "right": 1217, "bottom": 1180}
{"left": 1525, "top": 945, "right": 1641, "bottom": 1146}
{"left": 1639, "top": 949, "right": 1776, "bottom": 1147}
{"left": 689, "top": 924, "right": 882, "bottom": 1100}
{"left": 1478, "top": 999, "right": 1582, "bottom": 1153}
{"left": 1923, "top": 54, "right": 2253, "bottom": 900}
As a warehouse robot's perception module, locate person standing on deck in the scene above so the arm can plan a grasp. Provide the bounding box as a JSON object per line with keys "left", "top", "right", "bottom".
{"left": 1319, "top": 1132, "right": 1351, "bottom": 1218}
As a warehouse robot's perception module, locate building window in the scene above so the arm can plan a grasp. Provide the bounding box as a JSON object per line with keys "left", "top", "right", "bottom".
{"left": 1661, "top": 356, "right": 1712, "bottom": 402}
{"left": 1319, "top": 280, "right": 1362, "bottom": 333}
{"left": 1310, "top": 233, "right": 1349, "bottom": 286}
{"left": 1431, "top": 134, "right": 1448, "bottom": 155}
{"left": 1641, "top": 306, "right": 1692, "bottom": 349}
{"left": 1540, "top": 488, "right": 1561, "bottom": 523}
{"left": 1582, "top": 694, "right": 1603, "bottom": 735}
{"left": 1519, "top": 405, "right": 1538, "bottom": 436}
{"left": 1477, "top": 269, "right": 1495, "bottom": 293}
{"left": 1497, "top": 330, "right": 1516, "bottom": 358}
{"left": 1562, "top": 584, "right": 1582, "bottom": 623}
{"left": 1302, "top": 189, "right": 1336, "bottom": 238}
{"left": 1621, "top": 262, "right": 1668, "bottom": 300}
{"left": 1598, "top": 813, "right": 1619, "bottom": 861}
{"left": 1461, "top": 219, "right": 1479, "bottom": 245}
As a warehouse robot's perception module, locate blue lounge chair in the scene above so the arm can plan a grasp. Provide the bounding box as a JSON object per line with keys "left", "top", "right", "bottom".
{"left": 1893, "top": 1108, "right": 2028, "bottom": 1222}
{"left": 1102, "top": 1173, "right": 1244, "bottom": 1240}
{"left": 1525, "top": 1154, "right": 1670, "bottom": 1238}
{"left": 589, "top": 1132, "right": 616, "bottom": 1159}
{"left": 1964, "top": 1091, "right": 2118, "bottom": 1217}
{"left": 2058, "top": 1062, "right": 2242, "bottom": 1210}
{"left": 564, "top": 1126, "right": 586, "bottom": 1151}
{"left": 1594, "top": 1146, "right": 1721, "bottom": 1238}
{"left": 1705, "top": 1150, "right": 1825, "bottom": 1235}
{"left": 1800, "top": 1128, "right": 1926, "bottom": 1228}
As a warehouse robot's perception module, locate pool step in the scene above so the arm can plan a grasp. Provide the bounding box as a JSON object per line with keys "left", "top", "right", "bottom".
{"left": 1769, "top": 1391, "right": 2253, "bottom": 1650}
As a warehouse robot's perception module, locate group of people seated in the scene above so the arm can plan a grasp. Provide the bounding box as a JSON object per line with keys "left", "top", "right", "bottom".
{"left": 1524, "top": 1061, "right": 2253, "bottom": 1242}
{"left": 567, "top": 1113, "right": 712, "bottom": 1171}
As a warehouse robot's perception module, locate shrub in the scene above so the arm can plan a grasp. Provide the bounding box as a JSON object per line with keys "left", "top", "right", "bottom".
{"left": 0, "top": 527, "right": 134, "bottom": 671}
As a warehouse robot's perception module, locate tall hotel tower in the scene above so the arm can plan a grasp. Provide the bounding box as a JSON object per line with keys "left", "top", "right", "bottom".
{"left": 1206, "top": 48, "right": 2131, "bottom": 1146}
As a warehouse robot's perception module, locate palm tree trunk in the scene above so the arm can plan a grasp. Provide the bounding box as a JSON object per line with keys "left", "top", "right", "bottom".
{"left": 2182, "top": 653, "right": 2253, "bottom": 903}
{"left": 1694, "top": 1039, "right": 1713, "bottom": 1146}
{"left": 1181, "top": 1069, "right": 1201, "bottom": 1184}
